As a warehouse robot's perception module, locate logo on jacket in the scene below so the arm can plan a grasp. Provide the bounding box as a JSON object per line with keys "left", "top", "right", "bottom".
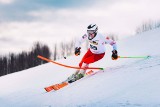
{"left": 89, "top": 40, "right": 99, "bottom": 45}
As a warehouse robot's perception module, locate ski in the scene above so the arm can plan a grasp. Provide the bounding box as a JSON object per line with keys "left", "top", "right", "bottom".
{"left": 44, "top": 82, "right": 68, "bottom": 92}
{"left": 44, "top": 70, "right": 104, "bottom": 92}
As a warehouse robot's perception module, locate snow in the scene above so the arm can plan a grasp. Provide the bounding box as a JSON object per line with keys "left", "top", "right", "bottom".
{"left": 1, "top": 28, "right": 160, "bottom": 107}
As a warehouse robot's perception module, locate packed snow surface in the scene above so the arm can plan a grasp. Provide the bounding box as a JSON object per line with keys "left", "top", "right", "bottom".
{"left": 0, "top": 28, "right": 160, "bottom": 107}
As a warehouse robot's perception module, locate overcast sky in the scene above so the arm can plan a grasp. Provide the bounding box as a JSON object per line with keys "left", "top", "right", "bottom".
{"left": 0, "top": 0, "right": 160, "bottom": 54}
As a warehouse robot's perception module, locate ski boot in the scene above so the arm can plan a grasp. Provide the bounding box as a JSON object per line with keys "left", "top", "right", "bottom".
{"left": 67, "top": 63, "right": 89, "bottom": 83}
{"left": 68, "top": 73, "right": 84, "bottom": 83}
{"left": 67, "top": 69, "right": 87, "bottom": 83}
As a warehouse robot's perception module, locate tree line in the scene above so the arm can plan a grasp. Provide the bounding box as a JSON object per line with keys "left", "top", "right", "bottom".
{"left": 0, "top": 39, "right": 77, "bottom": 77}
{"left": 136, "top": 20, "right": 160, "bottom": 34}
{"left": 0, "top": 42, "right": 51, "bottom": 76}
{"left": 53, "top": 39, "right": 76, "bottom": 60}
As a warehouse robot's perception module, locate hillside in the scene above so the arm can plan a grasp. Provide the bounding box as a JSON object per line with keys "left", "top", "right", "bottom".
{"left": 0, "top": 28, "right": 160, "bottom": 107}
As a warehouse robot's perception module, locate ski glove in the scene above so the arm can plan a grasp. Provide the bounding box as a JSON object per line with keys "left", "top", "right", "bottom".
{"left": 112, "top": 50, "right": 118, "bottom": 60}
{"left": 75, "top": 47, "right": 81, "bottom": 56}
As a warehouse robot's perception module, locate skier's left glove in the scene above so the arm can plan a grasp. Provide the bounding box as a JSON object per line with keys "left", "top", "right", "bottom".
{"left": 112, "top": 50, "right": 118, "bottom": 60}
{"left": 75, "top": 47, "right": 81, "bottom": 56}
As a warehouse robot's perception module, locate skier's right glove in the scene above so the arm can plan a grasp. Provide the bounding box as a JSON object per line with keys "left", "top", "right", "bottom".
{"left": 75, "top": 47, "right": 81, "bottom": 56}
{"left": 112, "top": 50, "right": 118, "bottom": 60}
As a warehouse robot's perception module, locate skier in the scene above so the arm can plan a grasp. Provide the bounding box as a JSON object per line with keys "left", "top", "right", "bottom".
{"left": 67, "top": 23, "right": 118, "bottom": 83}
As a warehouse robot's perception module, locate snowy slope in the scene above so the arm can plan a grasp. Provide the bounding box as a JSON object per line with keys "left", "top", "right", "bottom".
{"left": 0, "top": 28, "right": 160, "bottom": 107}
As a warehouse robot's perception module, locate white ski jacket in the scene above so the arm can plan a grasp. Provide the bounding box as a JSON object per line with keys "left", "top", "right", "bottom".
{"left": 75, "top": 33, "right": 117, "bottom": 54}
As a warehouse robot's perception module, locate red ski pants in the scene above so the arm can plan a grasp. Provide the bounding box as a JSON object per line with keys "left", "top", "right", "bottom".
{"left": 79, "top": 49, "right": 105, "bottom": 67}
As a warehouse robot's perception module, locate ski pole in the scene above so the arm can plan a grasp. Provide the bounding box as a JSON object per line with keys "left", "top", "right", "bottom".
{"left": 37, "top": 55, "right": 104, "bottom": 70}
{"left": 118, "top": 56, "right": 150, "bottom": 59}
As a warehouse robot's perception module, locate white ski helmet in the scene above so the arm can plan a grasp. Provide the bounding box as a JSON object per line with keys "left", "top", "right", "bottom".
{"left": 87, "top": 23, "right": 98, "bottom": 40}
{"left": 87, "top": 23, "right": 98, "bottom": 32}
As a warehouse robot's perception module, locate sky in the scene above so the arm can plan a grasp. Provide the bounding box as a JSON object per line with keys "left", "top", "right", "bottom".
{"left": 0, "top": 0, "right": 160, "bottom": 54}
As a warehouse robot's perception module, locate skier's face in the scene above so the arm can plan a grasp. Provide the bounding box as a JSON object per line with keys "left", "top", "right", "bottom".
{"left": 87, "top": 30, "right": 95, "bottom": 40}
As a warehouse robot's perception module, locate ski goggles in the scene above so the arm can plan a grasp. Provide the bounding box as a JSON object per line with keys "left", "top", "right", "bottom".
{"left": 87, "top": 30, "right": 95, "bottom": 34}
